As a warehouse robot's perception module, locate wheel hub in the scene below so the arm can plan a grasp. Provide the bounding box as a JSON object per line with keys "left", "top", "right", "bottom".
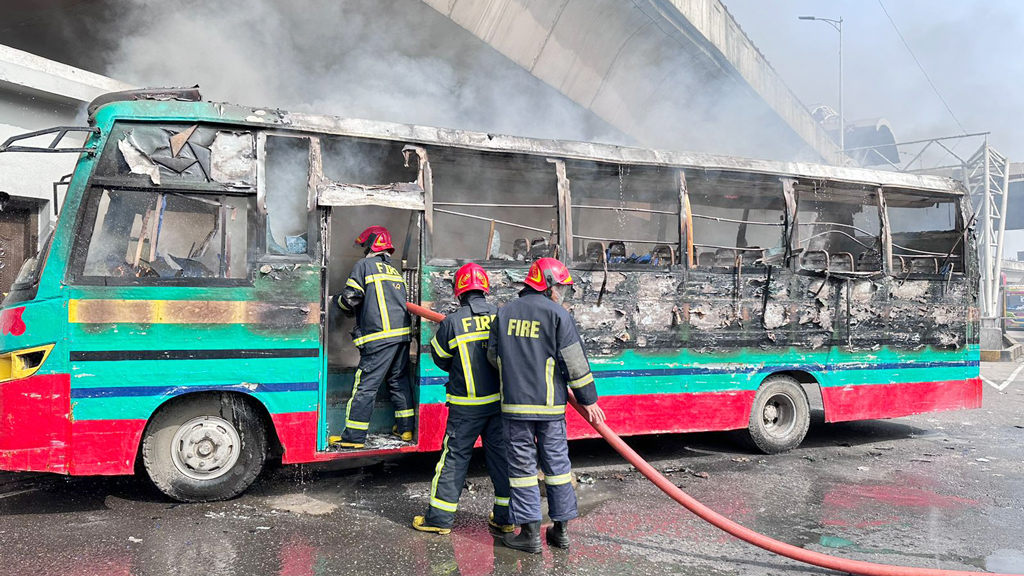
{"left": 170, "top": 416, "right": 241, "bottom": 480}
{"left": 761, "top": 393, "right": 797, "bottom": 439}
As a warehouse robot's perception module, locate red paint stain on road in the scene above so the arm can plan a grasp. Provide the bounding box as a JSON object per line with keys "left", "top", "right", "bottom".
{"left": 824, "top": 484, "right": 978, "bottom": 510}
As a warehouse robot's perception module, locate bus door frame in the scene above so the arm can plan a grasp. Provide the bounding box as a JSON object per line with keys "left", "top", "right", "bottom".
{"left": 312, "top": 140, "right": 429, "bottom": 451}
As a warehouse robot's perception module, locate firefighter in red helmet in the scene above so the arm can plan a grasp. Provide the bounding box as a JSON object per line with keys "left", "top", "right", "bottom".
{"left": 330, "top": 226, "right": 415, "bottom": 449}
{"left": 487, "top": 257, "right": 604, "bottom": 552}
{"left": 412, "top": 262, "right": 513, "bottom": 535}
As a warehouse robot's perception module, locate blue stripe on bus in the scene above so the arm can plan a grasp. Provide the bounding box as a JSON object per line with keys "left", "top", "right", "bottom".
{"left": 417, "top": 359, "right": 977, "bottom": 386}
{"left": 70, "top": 381, "right": 319, "bottom": 399}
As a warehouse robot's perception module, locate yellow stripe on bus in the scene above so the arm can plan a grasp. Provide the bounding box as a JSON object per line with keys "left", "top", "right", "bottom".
{"left": 68, "top": 299, "right": 320, "bottom": 324}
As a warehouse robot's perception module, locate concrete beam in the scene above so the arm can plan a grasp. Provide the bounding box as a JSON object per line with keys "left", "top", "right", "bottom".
{"left": 658, "top": 0, "right": 841, "bottom": 163}
{"left": 0, "top": 44, "right": 134, "bottom": 105}
{"left": 422, "top": 0, "right": 840, "bottom": 164}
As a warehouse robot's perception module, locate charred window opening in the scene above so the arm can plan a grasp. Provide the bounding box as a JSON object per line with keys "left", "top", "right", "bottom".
{"left": 324, "top": 137, "right": 422, "bottom": 368}
{"left": 429, "top": 149, "right": 558, "bottom": 264}
{"left": 568, "top": 161, "right": 678, "bottom": 266}
{"left": 796, "top": 183, "right": 882, "bottom": 273}
{"left": 98, "top": 122, "right": 255, "bottom": 188}
{"left": 317, "top": 137, "right": 424, "bottom": 212}
{"left": 886, "top": 190, "right": 963, "bottom": 275}
{"left": 262, "top": 135, "right": 311, "bottom": 255}
{"left": 686, "top": 171, "right": 785, "bottom": 268}
{"left": 72, "top": 187, "right": 252, "bottom": 284}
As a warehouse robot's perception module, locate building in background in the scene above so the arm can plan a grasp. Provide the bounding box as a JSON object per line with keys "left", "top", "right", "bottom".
{"left": 0, "top": 45, "right": 133, "bottom": 292}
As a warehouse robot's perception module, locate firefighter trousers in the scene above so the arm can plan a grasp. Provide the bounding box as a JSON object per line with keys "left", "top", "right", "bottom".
{"left": 341, "top": 341, "right": 414, "bottom": 443}
{"left": 503, "top": 418, "right": 578, "bottom": 524}
{"left": 424, "top": 413, "right": 511, "bottom": 528}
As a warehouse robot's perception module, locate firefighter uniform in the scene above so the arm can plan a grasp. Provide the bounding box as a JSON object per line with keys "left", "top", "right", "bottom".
{"left": 419, "top": 292, "right": 512, "bottom": 530}
{"left": 334, "top": 251, "right": 414, "bottom": 444}
{"left": 486, "top": 290, "right": 598, "bottom": 525}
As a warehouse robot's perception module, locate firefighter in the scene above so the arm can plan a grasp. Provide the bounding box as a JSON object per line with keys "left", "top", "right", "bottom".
{"left": 412, "top": 262, "right": 513, "bottom": 535}
{"left": 330, "top": 225, "right": 415, "bottom": 449}
{"left": 486, "top": 257, "right": 605, "bottom": 553}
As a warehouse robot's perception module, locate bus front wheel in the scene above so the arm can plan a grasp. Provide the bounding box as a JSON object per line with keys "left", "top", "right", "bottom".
{"left": 142, "top": 393, "right": 267, "bottom": 502}
{"left": 745, "top": 375, "right": 810, "bottom": 454}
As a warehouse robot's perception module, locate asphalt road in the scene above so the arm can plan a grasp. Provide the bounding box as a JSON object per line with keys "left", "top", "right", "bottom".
{"left": 2, "top": 363, "right": 1023, "bottom": 576}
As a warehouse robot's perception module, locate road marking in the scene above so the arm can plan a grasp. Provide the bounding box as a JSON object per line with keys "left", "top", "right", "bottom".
{"left": 982, "top": 362, "right": 1024, "bottom": 391}
{"left": 0, "top": 488, "right": 39, "bottom": 499}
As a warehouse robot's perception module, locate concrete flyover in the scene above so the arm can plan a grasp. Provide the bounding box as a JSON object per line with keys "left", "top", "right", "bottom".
{"left": 422, "top": 0, "right": 842, "bottom": 164}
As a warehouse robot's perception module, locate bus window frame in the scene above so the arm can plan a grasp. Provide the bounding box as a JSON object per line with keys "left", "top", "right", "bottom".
{"left": 565, "top": 160, "right": 681, "bottom": 270}
{"left": 66, "top": 185, "right": 258, "bottom": 287}
{"left": 682, "top": 170, "right": 790, "bottom": 271}
{"left": 790, "top": 182, "right": 887, "bottom": 276}
{"left": 881, "top": 187, "right": 967, "bottom": 279}
{"left": 424, "top": 149, "right": 562, "bottom": 267}
{"left": 255, "top": 131, "right": 319, "bottom": 264}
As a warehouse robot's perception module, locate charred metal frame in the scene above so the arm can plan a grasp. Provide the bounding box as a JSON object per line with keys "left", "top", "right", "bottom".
{"left": 0, "top": 126, "right": 100, "bottom": 154}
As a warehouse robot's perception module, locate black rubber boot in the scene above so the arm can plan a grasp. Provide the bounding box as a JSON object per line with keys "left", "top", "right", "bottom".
{"left": 546, "top": 520, "right": 570, "bottom": 549}
{"left": 502, "top": 521, "right": 542, "bottom": 554}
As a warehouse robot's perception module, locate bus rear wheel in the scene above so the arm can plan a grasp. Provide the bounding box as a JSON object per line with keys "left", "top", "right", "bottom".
{"left": 745, "top": 375, "right": 810, "bottom": 454}
{"left": 142, "top": 393, "right": 267, "bottom": 502}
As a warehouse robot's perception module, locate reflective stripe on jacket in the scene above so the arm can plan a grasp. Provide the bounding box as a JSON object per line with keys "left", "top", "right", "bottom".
{"left": 429, "top": 294, "right": 500, "bottom": 417}
{"left": 333, "top": 252, "right": 412, "bottom": 352}
{"left": 487, "top": 290, "right": 598, "bottom": 420}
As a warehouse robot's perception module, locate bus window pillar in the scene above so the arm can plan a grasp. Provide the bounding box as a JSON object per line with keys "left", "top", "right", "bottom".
{"left": 547, "top": 159, "right": 572, "bottom": 262}
{"left": 780, "top": 177, "right": 798, "bottom": 271}
{"left": 678, "top": 170, "right": 693, "bottom": 267}
{"left": 876, "top": 188, "right": 893, "bottom": 275}
{"left": 403, "top": 145, "right": 432, "bottom": 260}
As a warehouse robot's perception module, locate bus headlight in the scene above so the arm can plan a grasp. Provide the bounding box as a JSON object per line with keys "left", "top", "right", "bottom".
{"left": 0, "top": 344, "right": 55, "bottom": 382}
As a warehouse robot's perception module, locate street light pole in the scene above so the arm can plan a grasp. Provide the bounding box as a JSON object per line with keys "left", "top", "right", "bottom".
{"left": 799, "top": 15, "right": 844, "bottom": 159}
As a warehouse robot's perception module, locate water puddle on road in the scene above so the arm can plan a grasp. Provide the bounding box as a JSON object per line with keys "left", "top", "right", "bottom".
{"left": 986, "top": 549, "right": 1024, "bottom": 575}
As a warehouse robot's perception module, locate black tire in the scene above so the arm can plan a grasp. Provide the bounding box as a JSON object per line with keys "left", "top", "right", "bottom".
{"left": 142, "top": 393, "right": 267, "bottom": 502}
{"left": 745, "top": 375, "right": 810, "bottom": 454}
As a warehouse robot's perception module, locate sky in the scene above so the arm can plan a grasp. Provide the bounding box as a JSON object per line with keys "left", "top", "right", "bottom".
{"left": 726, "top": 0, "right": 1023, "bottom": 162}
{"left": 725, "top": 0, "right": 1024, "bottom": 255}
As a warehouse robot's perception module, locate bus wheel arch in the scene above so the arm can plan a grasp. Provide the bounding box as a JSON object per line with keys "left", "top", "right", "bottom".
{"left": 744, "top": 372, "right": 813, "bottom": 454}
{"left": 139, "top": 391, "right": 274, "bottom": 502}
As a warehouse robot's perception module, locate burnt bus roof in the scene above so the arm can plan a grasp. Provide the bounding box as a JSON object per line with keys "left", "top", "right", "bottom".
{"left": 88, "top": 88, "right": 965, "bottom": 197}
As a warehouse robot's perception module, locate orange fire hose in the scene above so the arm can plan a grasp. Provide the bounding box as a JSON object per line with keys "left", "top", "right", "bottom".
{"left": 407, "top": 301, "right": 1007, "bottom": 576}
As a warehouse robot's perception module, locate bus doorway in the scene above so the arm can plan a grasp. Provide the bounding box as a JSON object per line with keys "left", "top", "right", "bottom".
{"left": 316, "top": 137, "right": 426, "bottom": 453}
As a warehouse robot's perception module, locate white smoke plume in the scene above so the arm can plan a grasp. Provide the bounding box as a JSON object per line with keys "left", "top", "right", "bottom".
{"left": 102, "top": 0, "right": 630, "bottom": 147}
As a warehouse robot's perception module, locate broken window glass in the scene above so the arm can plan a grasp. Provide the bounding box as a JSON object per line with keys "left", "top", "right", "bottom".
{"left": 796, "top": 184, "right": 882, "bottom": 273}
{"left": 263, "top": 136, "right": 310, "bottom": 255}
{"left": 430, "top": 149, "right": 558, "bottom": 263}
{"left": 77, "top": 187, "right": 251, "bottom": 282}
{"left": 686, "top": 171, "right": 786, "bottom": 268}
{"left": 886, "top": 191, "right": 963, "bottom": 274}
{"left": 98, "top": 122, "right": 254, "bottom": 187}
{"left": 568, "top": 161, "right": 678, "bottom": 266}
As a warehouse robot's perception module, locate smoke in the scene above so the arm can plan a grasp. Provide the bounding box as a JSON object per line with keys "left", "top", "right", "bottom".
{"left": 100, "top": 0, "right": 628, "bottom": 147}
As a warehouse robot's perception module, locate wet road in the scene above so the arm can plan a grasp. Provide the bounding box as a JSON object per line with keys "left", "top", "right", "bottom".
{"left": 2, "top": 363, "right": 1023, "bottom": 576}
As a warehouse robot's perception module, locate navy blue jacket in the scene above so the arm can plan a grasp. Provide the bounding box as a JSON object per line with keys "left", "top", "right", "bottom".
{"left": 429, "top": 294, "right": 500, "bottom": 418}
{"left": 487, "top": 290, "right": 598, "bottom": 420}
{"left": 332, "top": 252, "right": 411, "bottom": 352}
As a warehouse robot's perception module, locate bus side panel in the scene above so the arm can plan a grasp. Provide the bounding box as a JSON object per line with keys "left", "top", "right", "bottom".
{"left": 820, "top": 345, "right": 982, "bottom": 423}
{"left": 65, "top": 284, "right": 323, "bottom": 472}
{"left": 0, "top": 298, "right": 73, "bottom": 474}
{"left": 68, "top": 419, "right": 147, "bottom": 475}
{"left": 821, "top": 377, "right": 982, "bottom": 423}
{"left": 0, "top": 373, "right": 71, "bottom": 473}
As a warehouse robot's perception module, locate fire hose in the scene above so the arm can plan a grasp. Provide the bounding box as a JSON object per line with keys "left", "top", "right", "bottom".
{"left": 407, "top": 302, "right": 1006, "bottom": 576}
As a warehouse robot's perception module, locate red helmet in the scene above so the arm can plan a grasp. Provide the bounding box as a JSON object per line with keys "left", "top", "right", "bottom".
{"left": 524, "top": 257, "right": 573, "bottom": 292}
{"left": 454, "top": 262, "right": 490, "bottom": 298}
{"left": 355, "top": 226, "right": 394, "bottom": 254}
